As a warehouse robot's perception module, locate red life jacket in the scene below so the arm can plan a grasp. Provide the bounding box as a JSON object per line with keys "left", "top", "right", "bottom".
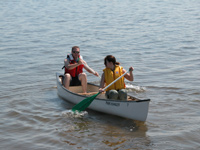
{"left": 65, "top": 54, "right": 84, "bottom": 77}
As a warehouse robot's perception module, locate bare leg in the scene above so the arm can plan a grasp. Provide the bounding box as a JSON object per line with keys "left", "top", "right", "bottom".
{"left": 64, "top": 73, "right": 71, "bottom": 89}
{"left": 79, "top": 73, "right": 87, "bottom": 93}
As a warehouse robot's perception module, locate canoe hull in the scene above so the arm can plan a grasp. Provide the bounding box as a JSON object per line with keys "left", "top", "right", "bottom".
{"left": 56, "top": 73, "right": 150, "bottom": 121}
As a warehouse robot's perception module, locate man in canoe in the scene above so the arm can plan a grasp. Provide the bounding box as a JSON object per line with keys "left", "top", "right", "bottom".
{"left": 99, "top": 55, "right": 134, "bottom": 100}
{"left": 63, "top": 46, "right": 99, "bottom": 93}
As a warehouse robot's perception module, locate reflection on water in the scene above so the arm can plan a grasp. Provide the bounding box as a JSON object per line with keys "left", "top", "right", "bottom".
{"left": 59, "top": 107, "right": 151, "bottom": 149}
{"left": 101, "top": 120, "right": 150, "bottom": 149}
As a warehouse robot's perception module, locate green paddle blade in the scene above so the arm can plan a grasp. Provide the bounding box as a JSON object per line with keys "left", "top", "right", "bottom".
{"left": 72, "top": 92, "right": 100, "bottom": 112}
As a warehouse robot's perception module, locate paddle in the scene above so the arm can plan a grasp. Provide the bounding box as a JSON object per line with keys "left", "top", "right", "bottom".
{"left": 72, "top": 68, "right": 130, "bottom": 112}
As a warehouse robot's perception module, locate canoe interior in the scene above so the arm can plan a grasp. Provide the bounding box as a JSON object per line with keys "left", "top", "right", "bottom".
{"left": 59, "top": 75, "right": 141, "bottom": 101}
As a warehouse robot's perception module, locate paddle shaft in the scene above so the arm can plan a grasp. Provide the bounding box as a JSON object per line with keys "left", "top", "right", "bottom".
{"left": 72, "top": 68, "right": 130, "bottom": 112}
{"left": 102, "top": 69, "right": 130, "bottom": 91}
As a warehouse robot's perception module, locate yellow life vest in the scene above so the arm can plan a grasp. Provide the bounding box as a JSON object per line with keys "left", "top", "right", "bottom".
{"left": 103, "top": 65, "right": 125, "bottom": 91}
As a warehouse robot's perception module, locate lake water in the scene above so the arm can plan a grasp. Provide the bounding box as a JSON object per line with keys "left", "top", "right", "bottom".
{"left": 0, "top": 0, "right": 200, "bottom": 149}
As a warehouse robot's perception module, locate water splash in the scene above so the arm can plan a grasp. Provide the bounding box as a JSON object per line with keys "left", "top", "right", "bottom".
{"left": 129, "top": 126, "right": 136, "bottom": 132}
{"left": 126, "top": 84, "right": 146, "bottom": 92}
{"left": 61, "top": 110, "right": 88, "bottom": 118}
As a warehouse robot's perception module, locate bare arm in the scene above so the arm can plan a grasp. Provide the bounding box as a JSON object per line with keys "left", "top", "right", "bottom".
{"left": 64, "top": 58, "right": 83, "bottom": 70}
{"left": 99, "top": 73, "right": 105, "bottom": 92}
{"left": 99, "top": 73, "right": 105, "bottom": 88}
{"left": 83, "top": 62, "right": 99, "bottom": 77}
{"left": 124, "top": 67, "right": 134, "bottom": 81}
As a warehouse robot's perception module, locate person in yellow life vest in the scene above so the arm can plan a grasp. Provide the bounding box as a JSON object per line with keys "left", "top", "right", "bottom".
{"left": 99, "top": 55, "right": 134, "bottom": 100}
{"left": 63, "top": 46, "right": 99, "bottom": 93}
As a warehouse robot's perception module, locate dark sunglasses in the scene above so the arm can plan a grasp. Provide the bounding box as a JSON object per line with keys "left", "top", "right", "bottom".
{"left": 72, "top": 51, "right": 80, "bottom": 54}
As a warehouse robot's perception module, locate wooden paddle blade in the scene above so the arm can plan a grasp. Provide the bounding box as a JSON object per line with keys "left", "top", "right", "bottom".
{"left": 72, "top": 93, "right": 100, "bottom": 112}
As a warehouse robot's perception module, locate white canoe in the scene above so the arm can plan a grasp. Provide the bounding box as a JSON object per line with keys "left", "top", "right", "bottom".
{"left": 56, "top": 73, "right": 150, "bottom": 121}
